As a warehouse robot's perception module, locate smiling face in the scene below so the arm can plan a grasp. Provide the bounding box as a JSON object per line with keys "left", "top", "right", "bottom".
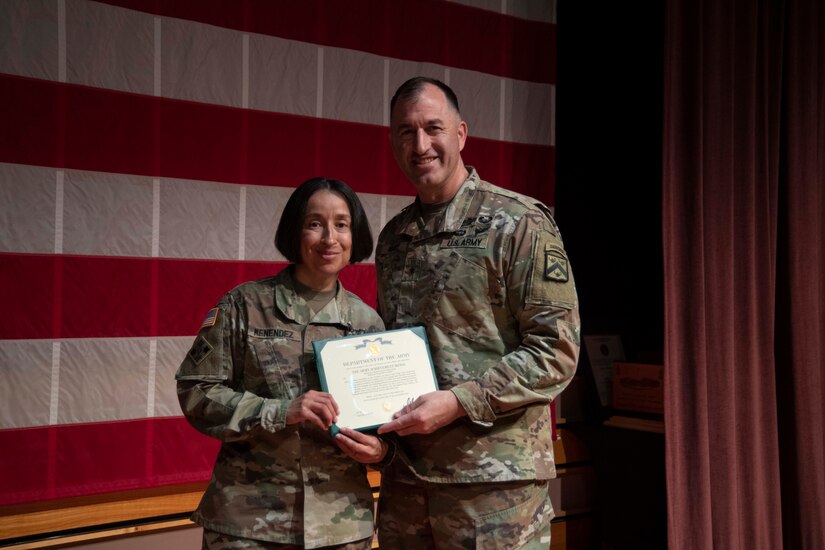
{"left": 293, "top": 189, "right": 353, "bottom": 291}
{"left": 390, "top": 83, "right": 468, "bottom": 204}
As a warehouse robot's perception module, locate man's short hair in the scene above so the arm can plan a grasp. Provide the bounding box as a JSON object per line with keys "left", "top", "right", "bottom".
{"left": 390, "top": 76, "right": 461, "bottom": 116}
{"left": 275, "top": 177, "right": 374, "bottom": 264}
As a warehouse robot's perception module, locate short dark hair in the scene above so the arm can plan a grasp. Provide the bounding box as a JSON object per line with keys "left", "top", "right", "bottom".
{"left": 275, "top": 177, "right": 374, "bottom": 264}
{"left": 390, "top": 76, "right": 461, "bottom": 116}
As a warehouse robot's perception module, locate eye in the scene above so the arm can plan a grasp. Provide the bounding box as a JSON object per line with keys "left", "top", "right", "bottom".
{"left": 305, "top": 220, "right": 322, "bottom": 229}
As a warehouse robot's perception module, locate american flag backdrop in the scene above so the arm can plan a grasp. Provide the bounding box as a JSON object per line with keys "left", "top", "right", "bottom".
{"left": 0, "top": 0, "right": 557, "bottom": 506}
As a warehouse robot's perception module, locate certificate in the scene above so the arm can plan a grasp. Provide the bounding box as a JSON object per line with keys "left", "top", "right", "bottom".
{"left": 313, "top": 326, "right": 438, "bottom": 434}
{"left": 583, "top": 334, "right": 625, "bottom": 407}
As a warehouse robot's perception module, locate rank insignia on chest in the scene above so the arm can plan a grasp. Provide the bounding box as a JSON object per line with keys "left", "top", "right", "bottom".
{"left": 545, "top": 250, "right": 569, "bottom": 282}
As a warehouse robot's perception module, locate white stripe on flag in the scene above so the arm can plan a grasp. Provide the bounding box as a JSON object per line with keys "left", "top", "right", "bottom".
{"left": 58, "top": 0, "right": 66, "bottom": 83}
{"left": 147, "top": 339, "right": 157, "bottom": 416}
{"left": 499, "top": 78, "right": 506, "bottom": 142}
{"left": 316, "top": 47, "right": 324, "bottom": 118}
{"left": 152, "top": 178, "right": 160, "bottom": 257}
{"left": 54, "top": 171, "right": 64, "bottom": 255}
{"left": 238, "top": 185, "right": 247, "bottom": 261}
{"left": 49, "top": 341, "right": 61, "bottom": 425}
{"left": 242, "top": 33, "right": 249, "bottom": 109}
{"left": 154, "top": 16, "right": 162, "bottom": 97}
{"left": 383, "top": 58, "right": 390, "bottom": 126}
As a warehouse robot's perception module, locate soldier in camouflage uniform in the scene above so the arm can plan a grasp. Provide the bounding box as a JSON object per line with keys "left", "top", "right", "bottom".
{"left": 177, "top": 178, "right": 387, "bottom": 549}
{"left": 374, "top": 77, "right": 581, "bottom": 548}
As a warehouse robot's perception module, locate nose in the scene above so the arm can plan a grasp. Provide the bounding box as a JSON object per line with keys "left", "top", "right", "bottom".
{"left": 321, "top": 224, "right": 336, "bottom": 244}
{"left": 414, "top": 128, "right": 430, "bottom": 154}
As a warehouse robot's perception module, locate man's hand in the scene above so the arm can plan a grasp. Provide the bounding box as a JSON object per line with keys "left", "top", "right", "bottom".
{"left": 377, "top": 390, "right": 466, "bottom": 436}
{"left": 285, "top": 390, "right": 339, "bottom": 431}
{"left": 334, "top": 427, "right": 388, "bottom": 464}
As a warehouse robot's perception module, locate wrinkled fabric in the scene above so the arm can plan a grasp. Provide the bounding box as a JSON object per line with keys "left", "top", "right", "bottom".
{"left": 377, "top": 464, "right": 553, "bottom": 549}
{"left": 375, "top": 168, "right": 580, "bottom": 483}
{"left": 202, "top": 529, "right": 373, "bottom": 550}
{"left": 177, "top": 266, "right": 384, "bottom": 548}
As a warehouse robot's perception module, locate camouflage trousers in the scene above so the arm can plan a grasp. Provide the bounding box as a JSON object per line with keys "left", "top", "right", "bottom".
{"left": 202, "top": 530, "right": 373, "bottom": 550}
{"left": 376, "top": 467, "right": 553, "bottom": 549}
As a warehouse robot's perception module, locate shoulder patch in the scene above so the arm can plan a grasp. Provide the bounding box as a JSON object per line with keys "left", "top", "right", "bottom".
{"left": 545, "top": 248, "right": 569, "bottom": 282}
{"left": 188, "top": 335, "right": 214, "bottom": 365}
{"left": 200, "top": 307, "right": 219, "bottom": 329}
{"left": 527, "top": 235, "right": 577, "bottom": 308}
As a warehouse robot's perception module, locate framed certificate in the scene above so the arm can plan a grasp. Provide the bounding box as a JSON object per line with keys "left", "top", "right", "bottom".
{"left": 583, "top": 334, "right": 625, "bottom": 407}
{"left": 312, "top": 326, "right": 438, "bottom": 434}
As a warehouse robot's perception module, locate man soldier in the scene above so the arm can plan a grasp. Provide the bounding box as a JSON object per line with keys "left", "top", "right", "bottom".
{"left": 373, "top": 76, "right": 581, "bottom": 548}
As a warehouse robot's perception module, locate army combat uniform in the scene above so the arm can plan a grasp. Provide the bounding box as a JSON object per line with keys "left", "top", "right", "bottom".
{"left": 375, "top": 168, "right": 581, "bottom": 548}
{"left": 176, "top": 266, "right": 384, "bottom": 549}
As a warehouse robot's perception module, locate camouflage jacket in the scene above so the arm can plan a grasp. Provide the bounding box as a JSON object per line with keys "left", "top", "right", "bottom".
{"left": 375, "top": 168, "right": 581, "bottom": 483}
{"left": 176, "top": 266, "right": 384, "bottom": 548}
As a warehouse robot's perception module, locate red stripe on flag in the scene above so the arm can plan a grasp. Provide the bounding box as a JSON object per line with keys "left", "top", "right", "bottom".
{"left": 95, "top": 0, "right": 555, "bottom": 84}
{"left": 0, "top": 427, "right": 52, "bottom": 504}
{"left": 463, "top": 137, "right": 555, "bottom": 205}
{"left": 318, "top": 120, "right": 410, "bottom": 197}
{"left": 0, "top": 74, "right": 552, "bottom": 201}
{"left": 0, "top": 254, "right": 55, "bottom": 340}
{"left": 2, "top": 254, "right": 378, "bottom": 340}
{"left": 0, "top": 74, "right": 60, "bottom": 168}
{"left": 158, "top": 98, "right": 244, "bottom": 185}
{"left": 512, "top": 141, "right": 557, "bottom": 205}
{"left": 338, "top": 262, "right": 378, "bottom": 309}
{"left": 64, "top": 84, "right": 156, "bottom": 177}
{"left": 150, "top": 417, "right": 218, "bottom": 486}
{"left": 155, "top": 258, "right": 276, "bottom": 337}
{"left": 62, "top": 255, "right": 153, "bottom": 338}
{"left": 0, "top": 418, "right": 218, "bottom": 506}
{"left": 54, "top": 421, "right": 147, "bottom": 494}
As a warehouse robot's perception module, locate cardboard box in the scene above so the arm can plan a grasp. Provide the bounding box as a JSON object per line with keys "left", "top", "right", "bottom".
{"left": 612, "top": 362, "right": 663, "bottom": 414}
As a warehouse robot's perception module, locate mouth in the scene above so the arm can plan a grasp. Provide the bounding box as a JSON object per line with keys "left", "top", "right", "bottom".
{"left": 412, "top": 156, "right": 438, "bottom": 166}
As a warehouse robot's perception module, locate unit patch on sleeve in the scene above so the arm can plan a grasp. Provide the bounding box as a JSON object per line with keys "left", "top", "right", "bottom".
{"left": 527, "top": 235, "right": 577, "bottom": 308}
{"left": 188, "top": 335, "right": 214, "bottom": 365}
{"left": 545, "top": 249, "right": 570, "bottom": 282}
{"left": 200, "top": 307, "right": 219, "bottom": 329}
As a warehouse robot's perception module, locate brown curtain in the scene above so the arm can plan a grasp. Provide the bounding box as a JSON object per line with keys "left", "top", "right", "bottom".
{"left": 663, "top": 0, "right": 825, "bottom": 547}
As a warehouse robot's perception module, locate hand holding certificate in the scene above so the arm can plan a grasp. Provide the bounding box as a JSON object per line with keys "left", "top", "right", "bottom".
{"left": 313, "top": 326, "right": 438, "bottom": 434}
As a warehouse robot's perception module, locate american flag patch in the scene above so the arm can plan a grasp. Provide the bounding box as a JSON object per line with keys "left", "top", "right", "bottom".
{"left": 201, "top": 308, "right": 219, "bottom": 329}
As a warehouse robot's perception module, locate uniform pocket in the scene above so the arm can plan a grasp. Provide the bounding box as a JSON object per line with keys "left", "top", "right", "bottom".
{"left": 248, "top": 337, "right": 304, "bottom": 399}
{"left": 431, "top": 252, "right": 499, "bottom": 343}
{"left": 474, "top": 483, "right": 554, "bottom": 549}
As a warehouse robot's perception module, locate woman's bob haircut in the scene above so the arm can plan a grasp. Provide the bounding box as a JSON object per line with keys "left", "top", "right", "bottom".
{"left": 275, "top": 177, "right": 374, "bottom": 264}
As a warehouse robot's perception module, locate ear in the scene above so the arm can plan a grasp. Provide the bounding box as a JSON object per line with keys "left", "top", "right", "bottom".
{"left": 457, "top": 120, "right": 468, "bottom": 151}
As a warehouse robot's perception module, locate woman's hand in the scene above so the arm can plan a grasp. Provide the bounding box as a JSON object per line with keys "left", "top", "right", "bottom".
{"left": 334, "top": 427, "right": 388, "bottom": 464}
{"left": 286, "top": 390, "right": 339, "bottom": 430}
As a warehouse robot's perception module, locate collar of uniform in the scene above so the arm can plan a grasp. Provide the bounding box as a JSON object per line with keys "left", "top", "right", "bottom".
{"left": 273, "top": 266, "right": 350, "bottom": 326}
{"left": 399, "top": 167, "right": 480, "bottom": 238}
{"left": 442, "top": 166, "right": 479, "bottom": 233}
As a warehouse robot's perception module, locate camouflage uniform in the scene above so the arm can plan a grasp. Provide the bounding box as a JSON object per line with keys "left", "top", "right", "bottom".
{"left": 375, "top": 168, "right": 580, "bottom": 547}
{"left": 177, "top": 266, "right": 384, "bottom": 549}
